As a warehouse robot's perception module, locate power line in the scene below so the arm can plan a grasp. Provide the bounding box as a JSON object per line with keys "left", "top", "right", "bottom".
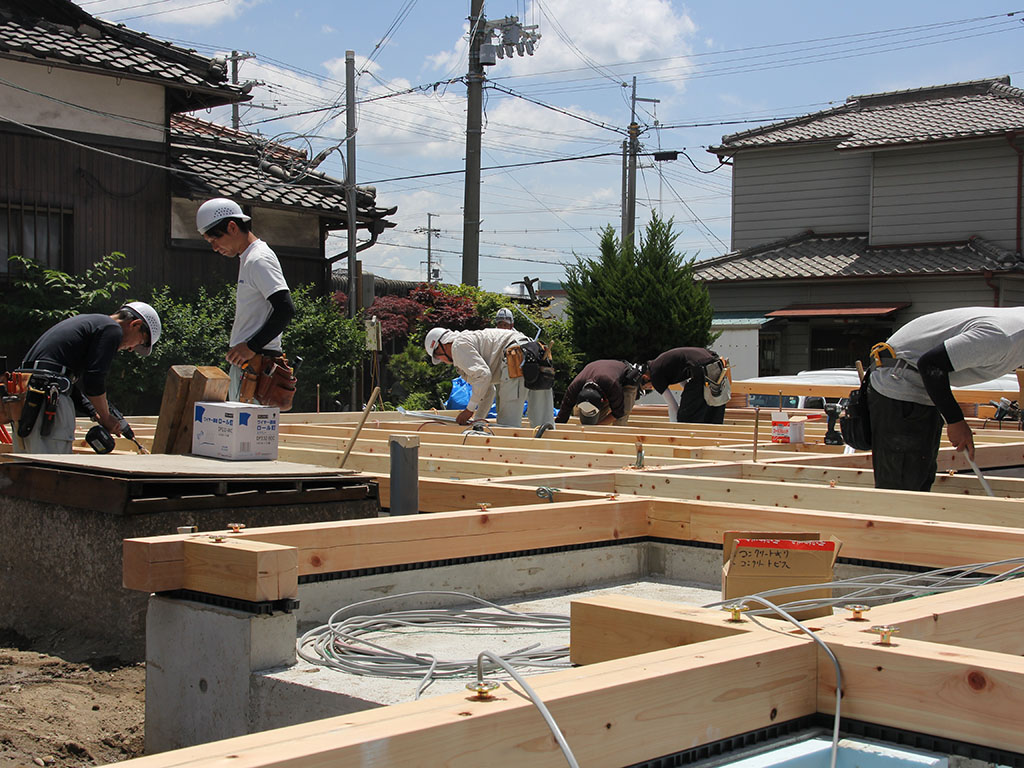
{"left": 486, "top": 82, "right": 626, "bottom": 135}
{"left": 106, "top": 0, "right": 226, "bottom": 22}
{"left": 361, "top": 151, "right": 619, "bottom": 184}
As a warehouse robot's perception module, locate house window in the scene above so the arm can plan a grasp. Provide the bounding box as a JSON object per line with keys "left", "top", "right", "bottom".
{"left": 810, "top": 325, "right": 890, "bottom": 369}
{"left": 759, "top": 332, "right": 781, "bottom": 375}
{"left": 0, "top": 203, "right": 73, "bottom": 274}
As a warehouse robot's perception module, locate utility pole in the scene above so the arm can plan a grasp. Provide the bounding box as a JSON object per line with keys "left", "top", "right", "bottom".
{"left": 625, "top": 77, "right": 638, "bottom": 244}
{"left": 620, "top": 139, "right": 628, "bottom": 238}
{"left": 227, "top": 50, "right": 275, "bottom": 129}
{"left": 229, "top": 50, "right": 252, "bottom": 129}
{"left": 623, "top": 77, "right": 659, "bottom": 244}
{"left": 461, "top": 0, "right": 487, "bottom": 287}
{"left": 461, "top": 7, "right": 540, "bottom": 287}
{"left": 345, "top": 50, "right": 359, "bottom": 409}
{"left": 415, "top": 213, "right": 441, "bottom": 283}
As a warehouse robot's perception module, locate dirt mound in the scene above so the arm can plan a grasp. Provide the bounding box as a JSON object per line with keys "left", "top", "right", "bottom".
{"left": 0, "top": 647, "right": 144, "bottom": 768}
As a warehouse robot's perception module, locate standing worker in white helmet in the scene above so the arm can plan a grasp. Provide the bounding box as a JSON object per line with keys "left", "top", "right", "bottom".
{"left": 12, "top": 301, "right": 161, "bottom": 454}
{"left": 196, "top": 197, "right": 295, "bottom": 403}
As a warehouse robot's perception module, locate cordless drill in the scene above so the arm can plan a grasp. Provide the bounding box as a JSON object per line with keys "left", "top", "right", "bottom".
{"left": 82, "top": 397, "right": 147, "bottom": 454}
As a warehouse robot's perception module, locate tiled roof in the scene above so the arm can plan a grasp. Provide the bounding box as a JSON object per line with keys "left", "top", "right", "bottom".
{"left": 0, "top": 0, "right": 243, "bottom": 110}
{"left": 713, "top": 77, "right": 1024, "bottom": 152}
{"left": 694, "top": 232, "right": 1024, "bottom": 283}
{"left": 170, "top": 115, "right": 397, "bottom": 227}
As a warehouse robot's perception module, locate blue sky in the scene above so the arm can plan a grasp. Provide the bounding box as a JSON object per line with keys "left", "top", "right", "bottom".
{"left": 74, "top": 0, "right": 1024, "bottom": 293}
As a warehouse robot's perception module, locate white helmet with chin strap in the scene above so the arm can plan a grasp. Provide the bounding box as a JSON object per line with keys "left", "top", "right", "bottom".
{"left": 196, "top": 198, "right": 250, "bottom": 235}
{"left": 424, "top": 327, "right": 452, "bottom": 365}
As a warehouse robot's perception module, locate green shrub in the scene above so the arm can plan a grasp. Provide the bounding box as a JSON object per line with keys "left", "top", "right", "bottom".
{"left": 282, "top": 286, "right": 366, "bottom": 412}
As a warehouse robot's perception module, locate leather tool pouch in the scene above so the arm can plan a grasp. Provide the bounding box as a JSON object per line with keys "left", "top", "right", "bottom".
{"left": 505, "top": 345, "right": 525, "bottom": 378}
{"left": 1, "top": 372, "right": 26, "bottom": 424}
{"left": 1, "top": 394, "right": 24, "bottom": 425}
{"left": 254, "top": 354, "right": 297, "bottom": 412}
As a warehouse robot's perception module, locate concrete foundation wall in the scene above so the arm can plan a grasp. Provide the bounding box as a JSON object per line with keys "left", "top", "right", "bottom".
{"left": 0, "top": 497, "right": 378, "bottom": 661}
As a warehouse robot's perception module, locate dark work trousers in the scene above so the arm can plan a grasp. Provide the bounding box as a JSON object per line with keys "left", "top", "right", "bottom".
{"left": 867, "top": 387, "right": 944, "bottom": 491}
{"left": 676, "top": 377, "right": 726, "bottom": 424}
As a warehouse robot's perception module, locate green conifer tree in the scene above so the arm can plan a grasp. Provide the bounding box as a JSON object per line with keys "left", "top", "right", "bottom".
{"left": 563, "top": 216, "right": 714, "bottom": 364}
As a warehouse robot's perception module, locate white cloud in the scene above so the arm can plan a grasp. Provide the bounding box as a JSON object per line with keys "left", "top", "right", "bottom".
{"left": 426, "top": 0, "right": 698, "bottom": 93}
{"left": 322, "top": 25, "right": 335, "bottom": 35}
{"left": 86, "top": 0, "right": 260, "bottom": 27}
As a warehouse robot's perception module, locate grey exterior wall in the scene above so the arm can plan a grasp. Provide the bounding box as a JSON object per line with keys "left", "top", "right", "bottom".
{"left": 870, "top": 139, "right": 1022, "bottom": 249}
{"left": 730, "top": 145, "right": 872, "bottom": 250}
{"left": 705, "top": 275, "right": 1014, "bottom": 374}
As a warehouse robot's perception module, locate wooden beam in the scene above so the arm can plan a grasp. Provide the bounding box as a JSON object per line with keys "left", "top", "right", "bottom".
{"left": 818, "top": 633, "right": 1024, "bottom": 754}
{"left": 150, "top": 365, "right": 196, "bottom": 455}
{"left": 838, "top": 578, "right": 1024, "bottom": 655}
{"left": 123, "top": 499, "right": 651, "bottom": 594}
{"left": 376, "top": 477, "right": 606, "bottom": 511}
{"left": 183, "top": 537, "right": 298, "bottom": 602}
{"left": 616, "top": 472, "right": 1024, "bottom": 528}
{"left": 570, "top": 594, "right": 755, "bottom": 665}
{"left": 651, "top": 498, "right": 1024, "bottom": 570}
{"left": 276, "top": 433, "right": 695, "bottom": 470}
{"left": 102, "top": 633, "right": 815, "bottom": 768}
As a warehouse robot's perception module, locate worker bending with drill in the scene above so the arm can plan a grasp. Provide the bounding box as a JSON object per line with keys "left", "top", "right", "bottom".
{"left": 13, "top": 301, "right": 161, "bottom": 454}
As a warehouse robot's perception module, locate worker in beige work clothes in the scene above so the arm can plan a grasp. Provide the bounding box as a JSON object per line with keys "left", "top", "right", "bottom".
{"left": 426, "top": 327, "right": 550, "bottom": 428}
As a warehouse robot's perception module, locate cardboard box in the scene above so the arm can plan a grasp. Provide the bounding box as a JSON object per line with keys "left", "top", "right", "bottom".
{"left": 722, "top": 531, "right": 841, "bottom": 620}
{"left": 191, "top": 401, "right": 279, "bottom": 461}
{"left": 770, "top": 412, "right": 804, "bottom": 443}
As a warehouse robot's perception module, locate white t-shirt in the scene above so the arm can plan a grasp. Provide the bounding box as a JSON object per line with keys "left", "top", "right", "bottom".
{"left": 230, "top": 239, "right": 289, "bottom": 350}
{"left": 871, "top": 307, "right": 1024, "bottom": 405}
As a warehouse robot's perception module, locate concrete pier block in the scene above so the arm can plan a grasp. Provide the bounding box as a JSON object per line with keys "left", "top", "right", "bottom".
{"left": 144, "top": 595, "right": 296, "bottom": 753}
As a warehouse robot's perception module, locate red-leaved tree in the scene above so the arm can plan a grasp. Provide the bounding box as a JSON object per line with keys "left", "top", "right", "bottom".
{"left": 366, "top": 295, "right": 424, "bottom": 345}
{"left": 408, "top": 285, "right": 485, "bottom": 331}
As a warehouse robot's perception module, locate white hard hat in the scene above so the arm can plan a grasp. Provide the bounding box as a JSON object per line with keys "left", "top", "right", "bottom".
{"left": 120, "top": 301, "right": 162, "bottom": 356}
{"left": 196, "top": 197, "right": 250, "bottom": 235}
{"left": 424, "top": 327, "right": 452, "bottom": 365}
{"left": 495, "top": 308, "right": 514, "bottom": 324}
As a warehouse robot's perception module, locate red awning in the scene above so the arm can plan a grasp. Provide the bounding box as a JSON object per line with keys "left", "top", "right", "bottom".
{"left": 766, "top": 302, "right": 910, "bottom": 319}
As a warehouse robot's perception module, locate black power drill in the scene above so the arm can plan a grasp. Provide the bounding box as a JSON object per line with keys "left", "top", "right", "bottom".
{"left": 823, "top": 403, "right": 844, "bottom": 445}
{"left": 80, "top": 396, "right": 147, "bottom": 454}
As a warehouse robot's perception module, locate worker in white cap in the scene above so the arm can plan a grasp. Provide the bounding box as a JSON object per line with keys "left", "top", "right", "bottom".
{"left": 12, "top": 301, "right": 161, "bottom": 454}
{"left": 196, "top": 197, "right": 294, "bottom": 402}
{"left": 494, "top": 307, "right": 514, "bottom": 329}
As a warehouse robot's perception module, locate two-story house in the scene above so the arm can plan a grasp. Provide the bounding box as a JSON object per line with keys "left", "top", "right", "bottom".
{"left": 697, "top": 77, "right": 1024, "bottom": 377}
{"left": 0, "top": 0, "right": 395, "bottom": 301}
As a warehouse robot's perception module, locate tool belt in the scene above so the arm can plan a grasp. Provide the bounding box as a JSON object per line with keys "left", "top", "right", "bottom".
{"left": 13, "top": 371, "right": 72, "bottom": 437}
{"left": 239, "top": 353, "right": 296, "bottom": 411}
{"left": 504, "top": 340, "right": 554, "bottom": 390}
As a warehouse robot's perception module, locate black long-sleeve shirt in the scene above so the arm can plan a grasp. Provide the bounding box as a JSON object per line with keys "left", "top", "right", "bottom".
{"left": 556, "top": 359, "right": 633, "bottom": 422}
{"left": 646, "top": 347, "right": 716, "bottom": 394}
{"left": 21, "top": 314, "right": 121, "bottom": 396}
